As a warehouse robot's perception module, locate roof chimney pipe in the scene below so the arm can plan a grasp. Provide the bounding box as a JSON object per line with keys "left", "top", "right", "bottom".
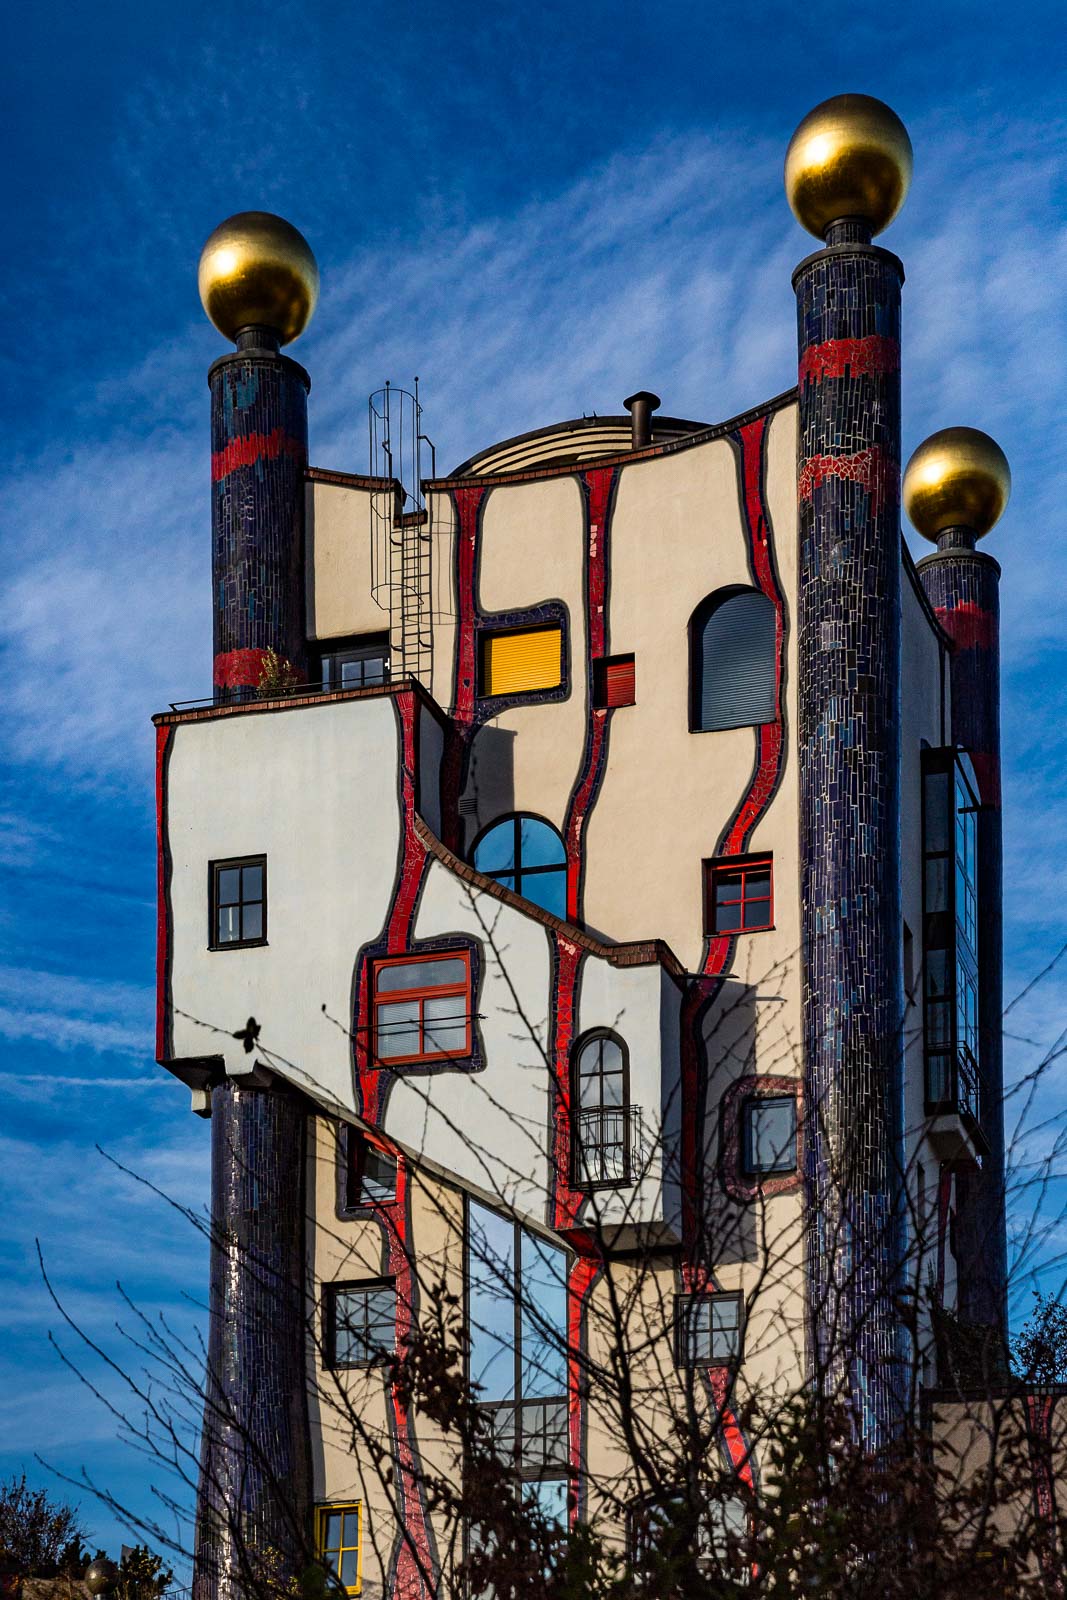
{"left": 623, "top": 390, "right": 661, "bottom": 451}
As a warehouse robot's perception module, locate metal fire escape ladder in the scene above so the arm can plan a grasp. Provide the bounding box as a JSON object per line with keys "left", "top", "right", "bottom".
{"left": 368, "top": 380, "right": 439, "bottom": 689}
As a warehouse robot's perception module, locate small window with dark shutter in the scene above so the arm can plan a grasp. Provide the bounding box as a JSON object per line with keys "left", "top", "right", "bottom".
{"left": 689, "top": 588, "right": 776, "bottom": 732}
{"left": 593, "top": 654, "right": 635, "bottom": 709}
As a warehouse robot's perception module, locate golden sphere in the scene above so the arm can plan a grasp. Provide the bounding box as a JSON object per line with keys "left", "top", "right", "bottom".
{"left": 785, "top": 94, "right": 913, "bottom": 238}
{"left": 903, "top": 427, "right": 1011, "bottom": 541}
{"left": 198, "top": 211, "right": 319, "bottom": 345}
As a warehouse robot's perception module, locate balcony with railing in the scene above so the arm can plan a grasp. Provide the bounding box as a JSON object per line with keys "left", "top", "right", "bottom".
{"left": 571, "top": 1105, "right": 651, "bottom": 1191}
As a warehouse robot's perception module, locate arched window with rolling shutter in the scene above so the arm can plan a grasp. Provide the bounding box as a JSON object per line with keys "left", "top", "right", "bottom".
{"left": 689, "top": 587, "right": 777, "bottom": 733}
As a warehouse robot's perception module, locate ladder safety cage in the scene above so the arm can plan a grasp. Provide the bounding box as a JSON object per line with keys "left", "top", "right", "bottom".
{"left": 368, "top": 379, "right": 446, "bottom": 686}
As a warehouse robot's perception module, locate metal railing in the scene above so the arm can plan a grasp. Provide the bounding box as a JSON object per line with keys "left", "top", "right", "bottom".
{"left": 169, "top": 673, "right": 392, "bottom": 713}
{"left": 572, "top": 1105, "right": 649, "bottom": 1189}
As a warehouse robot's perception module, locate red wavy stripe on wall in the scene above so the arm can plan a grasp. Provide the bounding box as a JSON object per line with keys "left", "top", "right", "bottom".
{"left": 385, "top": 1164, "right": 437, "bottom": 1598}
{"left": 210, "top": 426, "right": 304, "bottom": 482}
{"left": 799, "top": 334, "right": 899, "bottom": 385}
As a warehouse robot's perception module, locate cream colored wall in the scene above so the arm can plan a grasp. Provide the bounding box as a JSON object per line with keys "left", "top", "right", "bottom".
{"left": 462, "top": 475, "right": 587, "bottom": 847}
{"left": 306, "top": 480, "right": 391, "bottom": 642}
{"left": 308, "top": 1119, "right": 465, "bottom": 1600}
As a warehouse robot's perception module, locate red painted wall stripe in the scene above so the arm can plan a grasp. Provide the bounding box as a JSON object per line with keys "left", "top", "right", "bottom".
{"left": 211, "top": 426, "right": 304, "bottom": 482}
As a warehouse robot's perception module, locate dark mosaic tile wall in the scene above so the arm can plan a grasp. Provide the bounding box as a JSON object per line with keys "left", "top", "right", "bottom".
{"left": 794, "top": 242, "right": 908, "bottom": 1447}
{"left": 917, "top": 546, "right": 1007, "bottom": 1329}
{"left": 210, "top": 352, "right": 310, "bottom": 697}
{"left": 194, "top": 1080, "right": 312, "bottom": 1600}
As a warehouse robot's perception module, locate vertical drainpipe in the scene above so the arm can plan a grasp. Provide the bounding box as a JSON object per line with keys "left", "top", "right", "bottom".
{"left": 910, "top": 428, "right": 1011, "bottom": 1334}
{"left": 193, "top": 215, "right": 319, "bottom": 1600}
{"left": 787, "top": 95, "right": 913, "bottom": 1447}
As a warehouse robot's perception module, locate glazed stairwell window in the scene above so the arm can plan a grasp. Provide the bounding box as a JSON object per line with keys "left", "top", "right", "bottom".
{"left": 706, "top": 855, "right": 773, "bottom": 934}
{"left": 467, "top": 1199, "right": 571, "bottom": 1524}
{"left": 209, "top": 855, "right": 266, "bottom": 948}
{"left": 317, "top": 1504, "right": 362, "bottom": 1595}
{"left": 921, "top": 748, "right": 982, "bottom": 1125}
{"left": 690, "top": 587, "right": 776, "bottom": 732}
{"left": 372, "top": 952, "right": 472, "bottom": 1065}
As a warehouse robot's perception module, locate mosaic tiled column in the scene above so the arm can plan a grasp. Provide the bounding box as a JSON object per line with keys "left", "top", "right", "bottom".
{"left": 917, "top": 538, "right": 1006, "bottom": 1330}
{"left": 194, "top": 1078, "right": 312, "bottom": 1600}
{"left": 210, "top": 344, "right": 310, "bottom": 700}
{"left": 795, "top": 224, "right": 907, "bottom": 1446}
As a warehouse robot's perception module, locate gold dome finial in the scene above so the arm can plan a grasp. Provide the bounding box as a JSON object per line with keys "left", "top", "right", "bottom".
{"left": 198, "top": 212, "right": 319, "bottom": 346}
{"left": 785, "top": 94, "right": 913, "bottom": 239}
{"left": 903, "top": 427, "right": 1011, "bottom": 542}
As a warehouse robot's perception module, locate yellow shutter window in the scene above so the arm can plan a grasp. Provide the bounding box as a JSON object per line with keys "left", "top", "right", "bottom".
{"left": 482, "top": 626, "right": 563, "bottom": 696}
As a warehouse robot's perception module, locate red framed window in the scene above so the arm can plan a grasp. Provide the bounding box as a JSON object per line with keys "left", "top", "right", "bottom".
{"left": 594, "top": 654, "right": 636, "bottom": 709}
{"left": 372, "top": 952, "right": 472, "bottom": 1065}
{"left": 707, "top": 855, "right": 773, "bottom": 934}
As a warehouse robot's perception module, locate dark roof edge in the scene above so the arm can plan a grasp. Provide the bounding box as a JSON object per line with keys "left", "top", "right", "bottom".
{"left": 428, "top": 388, "right": 799, "bottom": 490}
{"left": 413, "top": 815, "right": 686, "bottom": 980}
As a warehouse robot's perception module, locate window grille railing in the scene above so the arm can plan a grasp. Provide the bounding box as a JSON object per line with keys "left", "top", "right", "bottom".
{"left": 572, "top": 1105, "right": 649, "bottom": 1189}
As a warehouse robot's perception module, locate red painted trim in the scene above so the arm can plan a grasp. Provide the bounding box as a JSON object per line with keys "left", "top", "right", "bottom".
{"left": 933, "top": 599, "right": 995, "bottom": 653}
{"left": 799, "top": 334, "right": 899, "bottom": 385}
{"left": 211, "top": 426, "right": 304, "bottom": 482}
{"left": 706, "top": 855, "right": 774, "bottom": 936}
{"left": 155, "top": 723, "right": 173, "bottom": 1062}
{"left": 451, "top": 486, "right": 487, "bottom": 724}
{"left": 798, "top": 445, "right": 896, "bottom": 520}
{"left": 213, "top": 647, "right": 271, "bottom": 688}
{"left": 567, "top": 1252, "right": 600, "bottom": 1524}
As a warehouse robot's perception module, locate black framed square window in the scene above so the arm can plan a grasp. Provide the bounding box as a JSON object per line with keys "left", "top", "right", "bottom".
{"left": 742, "top": 1095, "right": 797, "bottom": 1176}
{"left": 328, "top": 1280, "right": 396, "bottom": 1368}
{"left": 318, "top": 634, "right": 390, "bottom": 693}
{"left": 210, "top": 855, "right": 266, "bottom": 949}
{"left": 676, "top": 1292, "right": 742, "bottom": 1366}
{"left": 345, "top": 1135, "right": 398, "bottom": 1208}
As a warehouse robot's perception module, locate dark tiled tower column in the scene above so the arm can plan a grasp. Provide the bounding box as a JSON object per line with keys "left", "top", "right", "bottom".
{"left": 908, "top": 427, "right": 1011, "bottom": 1333}
{"left": 194, "top": 1078, "right": 312, "bottom": 1600}
{"left": 787, "top": 96, "right": 914, "bottom": 1446}
{"left": 210, "top": 346, "right": 310, "bottom": 699}
{"left": 199, "top": 211, "right": 319, "bottom": 701}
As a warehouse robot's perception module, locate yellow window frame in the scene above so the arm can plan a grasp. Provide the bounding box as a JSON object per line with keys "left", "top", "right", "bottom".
{"left": 317, "top": 1501, "right": 362, "bottom": 1595}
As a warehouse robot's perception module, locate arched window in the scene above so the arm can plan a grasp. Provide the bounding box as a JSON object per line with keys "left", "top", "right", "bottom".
{"left": 689, "top": 587, "right": 776, "bottom": 732}
{"left": 472, "top": 814, "right": 567, "bottom": 919}
{"left": 572, "top": 1030, "right": 630, "bottom": 1188}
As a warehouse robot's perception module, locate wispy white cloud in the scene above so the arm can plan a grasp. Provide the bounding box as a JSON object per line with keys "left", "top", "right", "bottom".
{"left": 0, "top": 965, "right": 153, "bottom": 1059}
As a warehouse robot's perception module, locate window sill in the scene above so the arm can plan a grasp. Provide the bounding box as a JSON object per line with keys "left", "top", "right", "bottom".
{"left": 708, "top": 923, "right": 776, "bottom": 938}
{"left": 207, "top": 938, "right": 269, "bottom": 952}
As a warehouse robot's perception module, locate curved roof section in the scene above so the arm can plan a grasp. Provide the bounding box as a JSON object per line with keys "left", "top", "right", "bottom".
{"left": 450, "top": 413, "right": 709, "bottom": 477}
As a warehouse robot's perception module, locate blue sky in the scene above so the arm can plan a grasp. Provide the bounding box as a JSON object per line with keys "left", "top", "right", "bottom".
{"left": 4, "top": 0, "right": 1067, "bottom": 1569}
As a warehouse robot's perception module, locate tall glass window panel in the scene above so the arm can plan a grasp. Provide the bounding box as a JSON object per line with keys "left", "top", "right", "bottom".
{"left": 520, "top": 1231, "right": 568, "bottom": 1398}
{"left": 468, "top": 1201, "right": 517, "bottom": 1402}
